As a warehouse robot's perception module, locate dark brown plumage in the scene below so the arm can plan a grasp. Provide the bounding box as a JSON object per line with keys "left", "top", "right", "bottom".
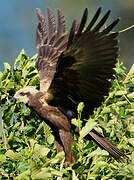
{"left": 14, "top": 7, "right": 127, "bottom": 163}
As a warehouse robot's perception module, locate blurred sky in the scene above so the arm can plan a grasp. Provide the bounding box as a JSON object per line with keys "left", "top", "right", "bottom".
{"left": 0, "top": 0, "right": 134, "bottom": 72}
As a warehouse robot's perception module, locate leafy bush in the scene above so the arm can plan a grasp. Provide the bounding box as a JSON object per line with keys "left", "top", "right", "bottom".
{"left": 0, "top": 50, "right": 134, "bottom": 179}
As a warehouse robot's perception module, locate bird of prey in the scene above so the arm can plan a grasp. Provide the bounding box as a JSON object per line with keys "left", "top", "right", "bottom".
{"left": 14, "top": 7, "right": 126, "bottom": 163}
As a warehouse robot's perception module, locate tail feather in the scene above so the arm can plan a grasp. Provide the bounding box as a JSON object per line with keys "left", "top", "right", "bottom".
{"left": 89, "top": 130, "right": 127, "bottom": 162}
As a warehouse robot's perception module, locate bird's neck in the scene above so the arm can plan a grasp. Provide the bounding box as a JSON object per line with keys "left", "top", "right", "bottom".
{"left": 27, "top": 92, "right": 46, "bottom": 110}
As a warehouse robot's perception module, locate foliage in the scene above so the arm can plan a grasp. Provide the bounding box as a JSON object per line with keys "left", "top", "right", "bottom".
{"left": 0, "top": 50, "right": 134, "bottom": 179}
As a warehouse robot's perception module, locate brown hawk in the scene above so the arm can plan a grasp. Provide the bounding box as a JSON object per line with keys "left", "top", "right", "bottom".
{"left": 14, "top": 7, "right": 127, "bottom": 163}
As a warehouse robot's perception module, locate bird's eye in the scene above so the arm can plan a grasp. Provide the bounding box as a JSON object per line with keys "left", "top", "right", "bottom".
{"left": 20, "top": 92, "right": 25, "bottom": 96}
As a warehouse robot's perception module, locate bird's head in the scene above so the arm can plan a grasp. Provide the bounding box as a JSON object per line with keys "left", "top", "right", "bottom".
{"left": 13, "top": 87, "right": 39, "bottom": 104}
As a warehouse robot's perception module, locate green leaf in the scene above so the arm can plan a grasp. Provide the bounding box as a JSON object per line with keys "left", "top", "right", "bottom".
{"left": 127, "top": 92, "right": 134, "bottom": 100}
{"left": 31, "top": 53, "right": 38, "bottom": 60}
{"left": 32, "top": 168, "right": 51, "bottom": 180}
{"left": 0, "top": 154, "right": 6, "bottom": 162}
{"left": 49, "top": 151, "right": 64, "bottom": 164}
{"left": 17, "top": 162, "right": 30, "bottom": 173}
{"left": 4, "top": 62, "right": 11, "bottom": 71}
{"left": 71, "top": 118, "right": 82, "bottom": 128}
{"left": 87, "top": 147, "right": 109, "bottom": 158}
{"left": 102, "top": 107, "right": 111, "bottom": 114}
{"left": 26, "top": 72, "right": 37, "bottom": 79}
{"left": 131, "top": 103, "right": 134, "bottom": 109}
{"left": 80, "top": 119, "right": 97, "bottom": 139}
{"left": 116, "top": 90, "right": 127, "bottom": 96}
{"left": 5, "top": 150, "right": 22, "bottom": 161}
{"left": 6, "top": 81, "right": 14, "bottom": 89}
{"left": 31, "top": 167, "right": 63, "bottom": 180}
{"left": 34, "top": 144, "right": 50, "bottom": 157}
{"left": 47, "top": 134, "right": 54, "bottom": 144}
{"left": 124, "top": 63, "right": 134, "bottom": 82}
{"left": 14, "top": 49, "right": 25, "bottom": 69}
{"left": 115, "top": 59, "right": 126, "bottom": 78}
{"left": 128, "top": 138, "right": 134, "bottom": 146}
{"left": 116, "top": 100, "right": 128, "bottom": 106}
{"left": 128, "top": 164, "right": 134, "bottom": 176}
{"left": 77, "top": 102, "right": 84, "bottom": 114}
{"left": 16, "top": 169, "right": 31, "bottom": 180}
{"left": 127, "top": 124, "right": 134, "bottom": 132}
{"left": 119, "top": 107, "right": 125, "bottom": 117}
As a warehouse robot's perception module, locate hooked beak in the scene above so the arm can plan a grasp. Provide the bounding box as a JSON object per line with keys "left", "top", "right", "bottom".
{"left": 13, "top": 94, "right": 20, "bottom": 102}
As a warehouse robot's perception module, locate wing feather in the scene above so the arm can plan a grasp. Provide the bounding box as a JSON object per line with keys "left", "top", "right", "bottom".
{"left": 36, "top": 8, "right": 48, "bottom": 49}
{"left": 85, "top": 7, "right": 102, "bottom": 32}
{"left": 48, "top": 8, "right": 119, "bottom": 117}
{"left": 92, "top": 10, "right": 111, "bottom": 32}
{"left": 67, "top": 20, "right": 77, "bottom": 49}
{"left": 57, "top": 9, "right": 66, "bottom": 37}
{"left": 47, "top": 8, "right": 56, "bottom": 41}
{"left": 77, "top": 8, "right": 88, "bottom": 37}
{"left": 36, "top": 8, "right": 69, "bottom": 93}
{"left": 101, "top": 18, "right": 120, "bottom": 35}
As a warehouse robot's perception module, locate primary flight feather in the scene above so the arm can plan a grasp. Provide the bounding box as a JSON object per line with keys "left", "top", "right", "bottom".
{"left": 14, "top": 7, "right": 127, "bottom": 163}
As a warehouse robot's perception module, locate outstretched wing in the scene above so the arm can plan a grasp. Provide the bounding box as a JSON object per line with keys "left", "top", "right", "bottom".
{"left": 36, "top": 8, "right": 68, "bottom": 92}
{"left": 48, "top": 8, "right": 120, "bottom": 116}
